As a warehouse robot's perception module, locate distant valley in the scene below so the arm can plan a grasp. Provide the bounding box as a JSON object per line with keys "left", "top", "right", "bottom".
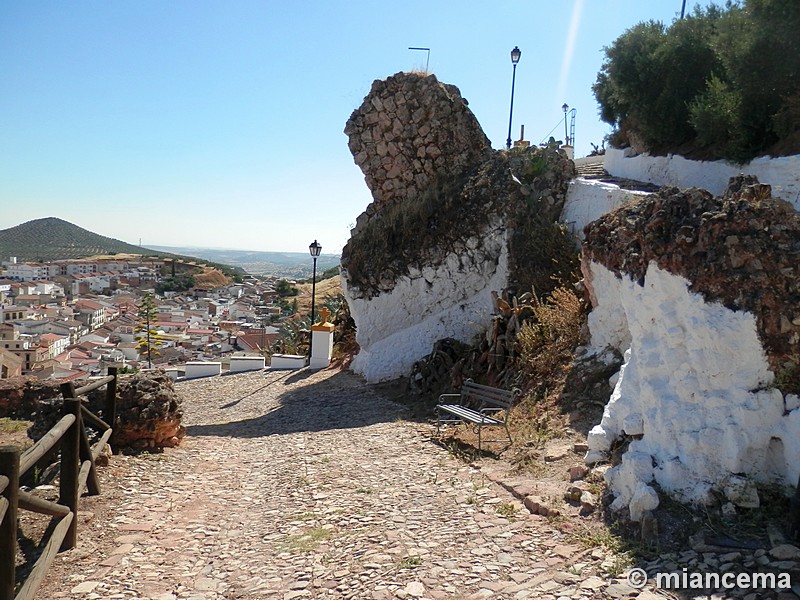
{"left": 146, "top": 246, "right": 341, "bottom": 278}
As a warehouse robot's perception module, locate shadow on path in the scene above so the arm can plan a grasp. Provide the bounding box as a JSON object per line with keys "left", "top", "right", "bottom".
{"left": 187, "top": 370, "right": 408, "bottom": 439}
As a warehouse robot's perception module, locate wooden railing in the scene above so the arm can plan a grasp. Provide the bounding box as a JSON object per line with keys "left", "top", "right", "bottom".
{"left": 0, "top": 367, "right": 117, "bottom": 600}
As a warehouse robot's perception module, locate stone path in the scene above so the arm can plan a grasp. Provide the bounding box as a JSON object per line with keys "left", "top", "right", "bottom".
{"left": 32, "top": 368, "right": 713, "bottom": 599}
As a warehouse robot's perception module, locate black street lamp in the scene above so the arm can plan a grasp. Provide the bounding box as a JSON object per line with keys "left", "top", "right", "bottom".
{"left": 506, "top": 46, "right": 521, "bottom": 150}
{"left": 562, "top": 103, "right": 570, "bottom": 145}
{"left": 308, "top": 239, "right": 322, "bottom": 357}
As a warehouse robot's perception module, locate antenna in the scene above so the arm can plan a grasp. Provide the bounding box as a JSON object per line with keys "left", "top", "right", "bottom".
{"left": 408, "top": 47, "right": 431, "bottom": 73}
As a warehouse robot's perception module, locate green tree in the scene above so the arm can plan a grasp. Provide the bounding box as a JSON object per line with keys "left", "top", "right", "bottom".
{"left": 594, "top": 16, "right": 719, "bottom": 150}
{"left": 594, "top": 0, "right": 800, "bottom": 161}
{"left": 276, "top": 279, "right": 299, "bottom": 297}
{"left": 134, "top": 292, "right": 165, "bottom": 369}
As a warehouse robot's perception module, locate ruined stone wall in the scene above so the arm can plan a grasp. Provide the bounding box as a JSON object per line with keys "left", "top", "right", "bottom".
{"left": 341, "top": 72, "right": 576, "bottom": 382}
{"left": 0, "top": 377, "right": 61, "bottom": 418}
{"left": 344, "top": 72, "right": 492, "bottom": 213}
{"left": 4, "top": 371, "right": 184, "bottom": 450}
{"left": 581, "top": 178, "right": 800, "bottom": 518}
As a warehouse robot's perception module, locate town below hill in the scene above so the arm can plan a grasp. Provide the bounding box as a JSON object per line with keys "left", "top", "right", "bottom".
{"left": 0, "top": 251, "right": 340, "bottom": 384}
{"left": 147, "top": 245, "right": 341, "bottom": 278}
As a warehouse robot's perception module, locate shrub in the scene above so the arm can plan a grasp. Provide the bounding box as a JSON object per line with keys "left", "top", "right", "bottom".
{"left": 517, "top": 286, "right": 586, "bottom": 383}
{"left": 689, "top": 76, "right": 745, "bottom": 156}
{"left": 594, "top": 0, "right": 800, "bottom": 161}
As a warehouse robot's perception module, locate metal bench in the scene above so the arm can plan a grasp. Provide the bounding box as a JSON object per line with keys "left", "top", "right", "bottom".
{"left": 436, "top": 380, "right": 516, "bottom": 451}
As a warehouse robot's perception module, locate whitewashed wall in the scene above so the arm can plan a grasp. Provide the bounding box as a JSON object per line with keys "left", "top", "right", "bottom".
{"left": 344, "top": 219, "right": 509, "bottom": 383}
{"left": 605, "top": 148, "right": 800, "bottom": 208}
{"left": 561, "top": 179, "right": 651, "bottom": 241}
{"left": 583, "top": 261, "right": 800, "bottom": 519}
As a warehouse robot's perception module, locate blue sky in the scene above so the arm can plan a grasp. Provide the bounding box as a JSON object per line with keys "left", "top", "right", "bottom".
{"left": 0, "top": 1, "right": 713, "bottom": 254}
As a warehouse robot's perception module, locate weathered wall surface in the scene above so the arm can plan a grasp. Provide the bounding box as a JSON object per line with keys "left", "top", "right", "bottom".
{"left": 344, "top": 223, "right": 509, "bottom": 382}
{"left": 561, "top": 178, "right": 651, "bottom": 242}
{"left": 344, "top": 72, "right": 492, "bottom": 211}
{"left": 582, "top": 180, "right": 800, "bottom": 518}
{"left": 6, "top": 371, "right": 185, "bottom": 450}
{"left": 605, "top": 147, "right": 800, "bottom": 208}
{"left": 0, "top": 377, "right": 61, "bottom": 418}
{"left": 341, "top": 72, "right": 575, "bottom": 382}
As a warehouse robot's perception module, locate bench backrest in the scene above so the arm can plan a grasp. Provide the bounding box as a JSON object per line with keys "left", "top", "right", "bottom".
{"left": 461, "top": 380, "right": 515, "bottom": 410}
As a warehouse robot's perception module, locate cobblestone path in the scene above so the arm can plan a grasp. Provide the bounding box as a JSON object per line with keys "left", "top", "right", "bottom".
{"left": 38, "top": 368, "right": 666, "bottom": 600}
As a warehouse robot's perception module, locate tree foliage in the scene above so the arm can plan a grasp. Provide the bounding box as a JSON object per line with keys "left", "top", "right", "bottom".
{"left": 594, "top": 0, "right": 800, "bottom": 162}
{"left": 275, "top": 279, "right": 299, "bottom": 297}
{"left": 156, "top": 274, "right": 196, "bottom": 294}
{"left": 134, "top": 292, "right": 165, "bottom": 369}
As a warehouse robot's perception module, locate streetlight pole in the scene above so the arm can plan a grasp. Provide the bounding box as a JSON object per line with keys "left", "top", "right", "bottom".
{"left": 562, "top": 103, "right": 570, "bottom": 145}
{"left": 308, "top": 240, "right": 322, "bottom": 358}
{"left": 506, "top": 46, "right": 521, "bottom": 150}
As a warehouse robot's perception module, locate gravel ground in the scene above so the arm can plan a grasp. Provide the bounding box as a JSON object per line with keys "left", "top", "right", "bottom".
{"left": 27, "top": 367, "right": 761, "bottom": 599}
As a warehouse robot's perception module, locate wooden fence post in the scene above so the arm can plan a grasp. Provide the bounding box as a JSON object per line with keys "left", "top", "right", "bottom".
{"left": 78, "top": 419, "right": 101, "bottom": 497}
{"left": 0, "top": 446, "right": 20, "bottom": 600}
{"left": 105, "top": 367, "right": 118, "bottom": 437}
{"left": 59, "top": 398, "right": 81, "bottom": 550}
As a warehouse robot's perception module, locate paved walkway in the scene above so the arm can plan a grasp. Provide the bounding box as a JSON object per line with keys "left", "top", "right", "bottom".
{"left": 38, "top": 368, "right": 661, "bottom": 600}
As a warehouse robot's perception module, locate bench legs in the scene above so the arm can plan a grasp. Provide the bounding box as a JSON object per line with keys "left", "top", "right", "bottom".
{"left": 436, "top": 408, "right": 513, "bottom": 453}
{"left": 477, "top": 422, "right": 513, "bottom": 452}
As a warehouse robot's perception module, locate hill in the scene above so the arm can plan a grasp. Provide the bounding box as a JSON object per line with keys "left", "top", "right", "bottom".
{"left": 0, "top": 217, "right": 157, "bottom": 262}
{"left": 146, "top": 245, "right": 340, "bottom": 278}
{"left": 0, "top": 218, "right": 247, "bottom": 283}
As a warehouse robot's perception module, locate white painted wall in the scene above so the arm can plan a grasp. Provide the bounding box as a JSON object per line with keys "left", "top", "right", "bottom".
{"left": 561, "top": 179, "right": 652, "bottom": 241}
{"left": 583, "top": 261, "right": 800, "bottom": 518}
{"left": 344, "top": 219, "right": 509, "bottom": 383}
{"left": 184, "top": 361, "right": 222, "bottom": 379}
{"left": 229, "top": 356, "right": 265, "bottom": 373}
{"left": 605, "top": 148, "right": 800, "bottom": 208}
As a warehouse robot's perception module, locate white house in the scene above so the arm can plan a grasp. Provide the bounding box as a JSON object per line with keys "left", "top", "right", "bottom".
{"left": 39, "top": 333, "right": 69, "bottom": 359}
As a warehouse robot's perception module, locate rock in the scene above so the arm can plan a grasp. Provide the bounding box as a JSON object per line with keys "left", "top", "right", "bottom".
{"left": 108, "top": 371, "right": 186, "bottom": 450}
{"left": 572, "top": 442, "right": 589, "bottom": 454}
{"left": 404, "top": 581, "right": 425, "bottom": 597}
{"left": 723, "top": 475, "right": 760, "bottom": 508}
{"left": 344, "top": 72, "right": 491, "bottom": 210}
{"left": 770, "top": 544, "right": 800, "bottom": 561}
{"left": 604, "top": 581, "right": 639, "bottom": 598}
{"left": 568, "top": 465, "right": 588, "bottom": 481}
{"left": 564, "top": 485, "right": 584, "bottom": 502}
{"left": 584, "top": 450, "right": 606, "bottom": 466}
{"left": 523, "top": 495, "right": 542, "bottom": 514}
{"left": 640, "top": 511, "right": 658, "bottom": 545}
{"left": 583, "top": 179, "right": 800, "bottom": 512}
{"left": 580, "top": 491, "right": 598, "bottom": 513}
{"left": 628, "top": 482, "right": 659, "bottom": 522}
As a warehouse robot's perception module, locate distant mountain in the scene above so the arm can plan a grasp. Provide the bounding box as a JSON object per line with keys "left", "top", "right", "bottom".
{"left": 0, "top": 218, "right": 246, "bottom": 277}
{"left": 0, "top": 217, "right": 154, "bottom": 262}
{"left": 146, "top": 245, "right": 341, "bottom": 278}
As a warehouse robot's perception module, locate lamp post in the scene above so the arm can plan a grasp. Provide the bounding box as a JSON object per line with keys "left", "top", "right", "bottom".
{"left": 506, "top": 46, "right": 521, "bottom": 150}
{"left": 562, "top": 103, "right": 569, "bottom": 145}
{"left": 308, "top": 240, "right": 322, "bottom": 358}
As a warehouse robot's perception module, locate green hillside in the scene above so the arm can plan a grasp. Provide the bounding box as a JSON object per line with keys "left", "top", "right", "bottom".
{"left": 0, "top": 217, "right": 246, "bottom": 277}
{"left": 0, "top": 217, "right": 153, "bottom": 261}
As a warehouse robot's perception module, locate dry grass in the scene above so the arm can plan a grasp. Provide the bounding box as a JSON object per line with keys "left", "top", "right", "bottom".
{"left": 0, "top": 418, "right": 33, "bottom": 450}
{"left": 517, "top": 286, "right": 587, "bottom": 386}
{"left": 295, "top": 276, "right": 342, "bottom": 317}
